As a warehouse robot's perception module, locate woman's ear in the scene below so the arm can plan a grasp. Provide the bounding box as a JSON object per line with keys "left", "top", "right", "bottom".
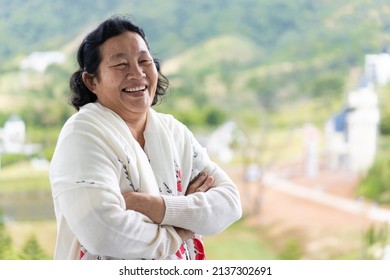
{"left": 82, "top": 72, "right": 97, "bottom": 93}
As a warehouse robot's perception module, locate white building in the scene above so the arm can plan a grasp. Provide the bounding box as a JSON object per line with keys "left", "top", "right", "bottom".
{"left": 364, "top": 47, "right": 390, "bottom": 86}
{"left": 324, "top": 46, "right": 388, "bottom": 175}
{"left": 324, "top": 109, "right": 349, "bottom": 171}
{"left": 346, "top": 82, "right": 380, "bottom": 174}
{"left": 325, "top": 80, "right": 380, "bottom": 174}
{"left": 206, "top": 121, "right": 237, "bottom": 163}
{"left": 20, "top": 51, "right": 66, "bottom": 73}
{"left": 0, "top": 115, "right": 26, "bottom": 154}
{"left": 302, "top": 123, "right": 321, "bottom": 177}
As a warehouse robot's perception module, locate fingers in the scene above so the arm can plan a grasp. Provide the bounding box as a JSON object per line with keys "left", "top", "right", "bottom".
{"left": 174, "top": 227, "right": 195, "bottom": 242}
{"left": 195, "top": 175, "right": 214, "bottom": 193}
{"left": 189, "top": 172, "right": 208, "bottom": 189}
{"left": 185, "top": 172, "right": 214, "bottom": 195}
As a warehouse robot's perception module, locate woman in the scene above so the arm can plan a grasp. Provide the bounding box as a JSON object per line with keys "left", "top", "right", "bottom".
{"left": 49, "top": 15, "right": 242, "bottom": 260}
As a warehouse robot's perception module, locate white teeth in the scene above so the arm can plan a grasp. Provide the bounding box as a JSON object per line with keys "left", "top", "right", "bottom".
{"left": 123, "top": 86, "right": 146, "bottom": 92}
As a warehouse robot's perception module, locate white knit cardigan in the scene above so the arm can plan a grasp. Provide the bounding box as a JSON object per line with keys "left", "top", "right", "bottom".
{"left": 49, "top": 102, "right": 242, "bottom": 259}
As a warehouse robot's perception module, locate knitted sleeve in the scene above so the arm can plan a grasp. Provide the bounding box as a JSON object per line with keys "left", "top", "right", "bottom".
{"left": 160, "top": 121, "right": 242, "bottom": 235}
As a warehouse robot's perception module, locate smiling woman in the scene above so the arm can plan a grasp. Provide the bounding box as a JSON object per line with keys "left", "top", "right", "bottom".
{"left": 49, "top": 15, "right": 242, "bottom": 260}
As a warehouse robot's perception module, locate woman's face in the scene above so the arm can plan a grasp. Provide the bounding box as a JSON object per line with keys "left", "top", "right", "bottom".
{"left": 89, "top": 31, "right": 158, "bottom": 122}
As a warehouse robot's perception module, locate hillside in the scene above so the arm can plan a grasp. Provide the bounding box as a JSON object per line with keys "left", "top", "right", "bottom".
{"left": 2, "top": 0, "right": 390, "bottom": 65}
{"left": 1, "top": 0, "right": 390, "bottom": 160}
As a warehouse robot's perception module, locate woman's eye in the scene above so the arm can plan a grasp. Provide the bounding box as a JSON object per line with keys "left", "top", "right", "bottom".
{"left": 112, "top": 63, "right": 127, "bottom": 69}
{"left": 140, "top": 59, "right": 152, "bottom": 65}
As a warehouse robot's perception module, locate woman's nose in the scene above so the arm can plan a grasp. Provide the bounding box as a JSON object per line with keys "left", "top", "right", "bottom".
{"left": 126, "top": 64, "right": 145, "bottom": 80}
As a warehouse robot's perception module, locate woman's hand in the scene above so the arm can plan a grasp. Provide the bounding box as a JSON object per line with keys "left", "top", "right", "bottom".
{"left": 174, "top": 227, "right": 194, "bottom": 242}
{"left": 122, "top": 171, "right": 214, "bottom": 242}
{"left": 122, "top": 192, "right": 165, "bottom": 224}
{"left": 122, "top": 172, "right": 214, "bottom": 223}
{"left": 185, "top": 172, "right": 215, "bottom": 196}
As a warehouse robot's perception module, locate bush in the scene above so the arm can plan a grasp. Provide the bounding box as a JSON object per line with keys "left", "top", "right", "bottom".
{"left": 0, "top": 210, "right": 13, "bottom": 259}
{"left": 18, "top": 234, "right": 50, "bottom": 260}
{"left": 380, "top": 110, "right": 390, "bottom": 135}
{"left": 0, "top": 154, "right": 29, "bottom": 168}
{"left": 278, "top": 238, "right": 304, "bottom": 260}
{"left": 357, "top": 157, "right": 390, "bottom": 204}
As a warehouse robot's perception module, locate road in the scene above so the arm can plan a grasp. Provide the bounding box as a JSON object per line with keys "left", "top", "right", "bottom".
{"left": 233, "top": 167, "right": 390, "bottom": 259}
{"left": 262, "top": 172, "right": 390, "bottom": 224}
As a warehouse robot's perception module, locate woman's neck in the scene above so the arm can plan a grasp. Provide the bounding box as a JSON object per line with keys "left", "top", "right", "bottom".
{"left": 124, "top": 113, "right": 147, "bottom": 148}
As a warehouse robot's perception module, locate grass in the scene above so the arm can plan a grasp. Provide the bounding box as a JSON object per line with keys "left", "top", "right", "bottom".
{"left": 0, "top": 162, "right": 50, "bottom": 193}
{"left": 3, "top": 218, "right": 374, "bottom": 260}
{"left": 6, "top": 220, "right": 57, "bottom": 259}
{"left": 204, "top": 219, "right": 277, "bottom": 260}
{"left": 4, "top": 218, "right": 277, "bottom": 260}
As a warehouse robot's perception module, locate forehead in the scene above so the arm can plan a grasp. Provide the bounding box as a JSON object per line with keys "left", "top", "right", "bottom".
{"left": 100, "top": 31, "right": 150, "bottom": 60}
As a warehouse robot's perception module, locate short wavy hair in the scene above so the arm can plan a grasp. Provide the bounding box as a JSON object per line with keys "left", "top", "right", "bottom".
{"left": 69, "top": 15, "right": 169, "bottom": 110}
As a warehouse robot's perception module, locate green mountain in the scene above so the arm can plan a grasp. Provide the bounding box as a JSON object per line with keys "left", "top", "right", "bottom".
{"left": 2, "top": 0, "right": 390, "bottom": 64}
{"left": 1, "top": 0, "right": 390, "bottom": 131}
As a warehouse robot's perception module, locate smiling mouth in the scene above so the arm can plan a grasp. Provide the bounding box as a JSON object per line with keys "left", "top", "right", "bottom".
{"left": 122, "top": 85, "right": 147, "bottom": 93}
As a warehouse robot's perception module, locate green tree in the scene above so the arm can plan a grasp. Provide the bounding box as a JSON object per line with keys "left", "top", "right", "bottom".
{"left": 0, "top": 209, "right": 13, "bottom": 259}
{"left": 18, "top": 234, "right": 50, "bottom": 260}
{"left": 380, "top": 110, "right": 390, "bottom": 135}
{"left": 357, "top": 156, "right": 390, "bottom": 204}
{"left": 205, "top": 106, "right": 227, "bottom": 127}
{"left": 278, "top": 238, "right": 304, "bottom": 260}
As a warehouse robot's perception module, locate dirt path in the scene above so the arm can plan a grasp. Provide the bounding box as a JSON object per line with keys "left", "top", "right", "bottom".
{"left": 229, "top": 165, "right": 388, "bottom": 259}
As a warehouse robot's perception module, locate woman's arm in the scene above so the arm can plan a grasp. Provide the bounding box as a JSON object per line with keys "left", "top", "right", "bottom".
{"left": 56, "top": 187, "right": 182, "bottom": 259}
{"left": 122, "top": 172, "right": 214, "bottom": 240}
{"left": 123, "top": 172, "right": 214, "bottom": 223}
{"left": 161, "top": 162, "right": 242, "bottom": 235}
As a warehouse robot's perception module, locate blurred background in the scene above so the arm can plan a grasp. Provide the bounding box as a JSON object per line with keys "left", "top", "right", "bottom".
{"left": 1, "top": 0, "right": 390, "bottom": 260}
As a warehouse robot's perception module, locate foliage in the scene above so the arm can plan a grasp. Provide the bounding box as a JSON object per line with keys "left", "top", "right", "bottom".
{"left": 357, "top": 153, "right": 390, "bottom": 204}
{"left": 378, "top": 86, "right": 390, "bottom": 135}
{"left": 0, "top": 211, "right": 51, "bottom": 259}
{"left": 18, "top": 234, "right": 51, "bottom": 260}
{"left": 278, "top": 238, "right": 304, "bottom": 260}
{"left": 204, "top": 219, "right": 277, "bottom": 259}
{"left": 0, "top": 163, "right": 51, "bottom": 193}
{"left": 380, "top": 109, "right": 390, "bottom": 135}
{"left": 0, "top": 209, "right": 13, "bottom": 259}
{"left": 0, "top": 154, "right": 29, "bottom": 168}
{"left": 3, "top": 0, "right": 390, "bottom": 65}
{"left": 362, "top": 224, "right": 389, "bottom": 260}
{"left": 159, "top": 102, "right": 228, "bottom": 129}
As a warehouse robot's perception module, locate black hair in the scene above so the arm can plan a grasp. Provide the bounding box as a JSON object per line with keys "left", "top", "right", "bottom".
{"left": 69, "top": 15, "right": 169, "bottom": 110}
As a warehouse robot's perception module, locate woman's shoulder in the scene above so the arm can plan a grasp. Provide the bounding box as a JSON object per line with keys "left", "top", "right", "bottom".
{"left": 58, "top": 103, "right": 114, "bottom": 140}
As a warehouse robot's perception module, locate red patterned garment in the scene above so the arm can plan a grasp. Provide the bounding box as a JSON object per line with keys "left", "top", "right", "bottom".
{"left": 173, "top": 162, "right": 206, "bottom": 260}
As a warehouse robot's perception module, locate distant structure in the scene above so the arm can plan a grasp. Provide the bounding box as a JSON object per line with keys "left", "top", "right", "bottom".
{"left": 20, "top": 51, "right": 65, "bottom": 73}
{"left": 347, "top": 81, "right": 380, "bottom": 173}
{"left": 324, "top": 48, "right": 386, "bottom": 174}
{"left": 302, "top": 123, "right": 321, "bottom": 177}
{"left": 0, "top": 115, "right": 25, "bottom": 154}
{"left": 364, "top": 46, "right": 390, "bottom": 86}
{"left": 206, "top": 121, "right": 237, "bottom": 163}
{"left": 0, "top": 115, "right": 40, "bottom": 155}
